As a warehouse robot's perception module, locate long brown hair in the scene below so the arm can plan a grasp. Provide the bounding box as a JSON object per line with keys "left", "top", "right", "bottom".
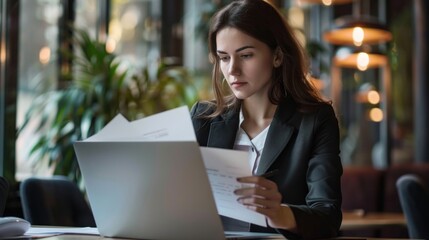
{"left": 205, "top": 0, "right": 327, "bottom": 117}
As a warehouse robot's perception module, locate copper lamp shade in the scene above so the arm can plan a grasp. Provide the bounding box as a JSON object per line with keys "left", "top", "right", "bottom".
{"left": 333, "top": 47, "right": 387, "bottom": 70}
{"left": 324, "top": 16, "right": 392, "bottom": 46}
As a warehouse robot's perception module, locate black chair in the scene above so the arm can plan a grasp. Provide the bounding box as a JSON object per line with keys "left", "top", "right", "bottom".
{"left": 396, "top": 174, "right": 429, "bottom": 239}
{"left": 20, "top": 176, "right": 96, "bottom": 227}
{"left": 0, "top": 176, "right": 9, "bottom": 216}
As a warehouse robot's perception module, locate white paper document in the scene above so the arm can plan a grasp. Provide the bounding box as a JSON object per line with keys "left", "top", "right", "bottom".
{"left": 86, "top": 105, "right": 196, "bottom": 142}
{"left": 80, "top": 105, "right": 266, "bottom": 227}
{"left": 200, "top": 147, "right": 267, "bottom": 226}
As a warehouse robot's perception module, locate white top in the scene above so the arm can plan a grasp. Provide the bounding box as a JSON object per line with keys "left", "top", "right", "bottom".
{"left": 233, "top": 108, "right": 270, "bottom": 174}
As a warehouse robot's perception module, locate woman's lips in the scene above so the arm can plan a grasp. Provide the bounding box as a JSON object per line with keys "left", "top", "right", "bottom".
{"left": 231, "top": 81, "right": 247, "bottom": 87}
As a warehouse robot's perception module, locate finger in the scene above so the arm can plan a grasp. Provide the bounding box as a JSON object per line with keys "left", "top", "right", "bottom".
{"left": 237, "top": 176, "right": 278, "bottom": 190}
{"left": 234, "top": 187, "right": 282, "bottom": 201}
{"left": 237, "top": 196, "right": 281, "bottom": 209}
{"left": 245, "top": 205, "right": 279, "bottom": 219}
{"left": 234, "top": 186, "right": 267, "bottom": 196}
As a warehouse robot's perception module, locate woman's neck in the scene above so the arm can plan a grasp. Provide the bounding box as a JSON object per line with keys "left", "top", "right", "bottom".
{"left": 241, "top": 98, "right": 277, "bottom": 139}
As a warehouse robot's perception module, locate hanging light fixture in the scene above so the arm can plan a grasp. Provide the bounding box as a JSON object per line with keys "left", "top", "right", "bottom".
{"left": 323, "top": 16, "right": 392, "bottom": 45}
{"left": 333, "top": 46, "right": 387, "bottom": 71}
{"left": 323, "top": 0, "right": 392, "bottom": 46}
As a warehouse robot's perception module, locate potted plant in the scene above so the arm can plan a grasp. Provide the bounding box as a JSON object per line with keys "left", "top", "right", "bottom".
{"left": 18, "top": 29, "right": 199, "bottom": 185}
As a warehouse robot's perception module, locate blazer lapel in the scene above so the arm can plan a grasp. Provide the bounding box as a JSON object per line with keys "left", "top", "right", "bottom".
{"left": 207, "top": 109, "right": 239, "bottom": 149}
{"left": 255, "top": 97, "right": 296, "bottom": 175}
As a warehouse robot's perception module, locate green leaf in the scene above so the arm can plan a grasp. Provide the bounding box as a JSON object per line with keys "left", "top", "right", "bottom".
{"left": 81, "top": 110, "right": 93, "bottom": 139}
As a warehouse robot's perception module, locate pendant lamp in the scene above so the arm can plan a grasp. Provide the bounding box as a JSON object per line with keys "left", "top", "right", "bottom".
{"left": 333, "top": 46, "right": 387, "bottom": 71}
{"left": 323, "top": 0, "right": 392, "bottom": 46}
{"left": 323, "top": 16, "right": 392, "bottom": 46}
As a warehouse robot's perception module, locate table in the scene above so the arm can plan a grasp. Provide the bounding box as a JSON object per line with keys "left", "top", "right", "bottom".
{"left": 24, "top": 224, "right": 409, "bottom": 240}
{"left": 25, "top": 214, "right": 408, "bottom": 240}
{"left": 341, "top": 211, "right": 407, "bottom": 231}
{"left": 24, "top": 227, "right": 287, "bottom": 240}
{"left": 27, "top": 234, "right": 286, "bottom": 240}
{"left": 30, "top": 234, "right": 412, "bottom": 240}
{"left": 26, "top": 234, "right": 412, "bottom": 240}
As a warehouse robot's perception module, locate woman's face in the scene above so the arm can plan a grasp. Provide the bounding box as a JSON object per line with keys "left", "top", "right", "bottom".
{"left": 216, "top": 27, "right": 275, "bottom": 100}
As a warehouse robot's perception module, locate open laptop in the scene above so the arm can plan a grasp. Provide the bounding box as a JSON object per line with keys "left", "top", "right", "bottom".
{"left": 74, "top": 140, "right": 282, "bottom": 240}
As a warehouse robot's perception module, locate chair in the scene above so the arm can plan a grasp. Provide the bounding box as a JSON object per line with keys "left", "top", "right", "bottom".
{"left": 0, "top": 176, "right": 9, "bottom": 216}
{"left": 20, "top": 176, "right": 96, "bottom": 227}
{"left": 396, "top": 174, "right": 429, "bottom": 239}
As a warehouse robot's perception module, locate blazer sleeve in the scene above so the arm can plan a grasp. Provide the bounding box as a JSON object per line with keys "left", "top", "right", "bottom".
{"left": 281, "top": 105, "right": 343, "bottom": 239}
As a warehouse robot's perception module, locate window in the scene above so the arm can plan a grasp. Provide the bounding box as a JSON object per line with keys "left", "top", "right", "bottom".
{"left": 16, "top": 0, "right": 61, "bottom": 180}
{"left": 15, "top": 0, "right": 164, "bottom": 180}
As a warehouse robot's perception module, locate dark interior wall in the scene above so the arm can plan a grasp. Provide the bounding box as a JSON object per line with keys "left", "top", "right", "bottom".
{"left": 413, "top": 0, "right": 429, "bottom": 162}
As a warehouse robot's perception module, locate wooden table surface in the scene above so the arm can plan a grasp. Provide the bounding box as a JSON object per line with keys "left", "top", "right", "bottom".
{"left": 341, "top": 211, "right": 407, "bottom": 231}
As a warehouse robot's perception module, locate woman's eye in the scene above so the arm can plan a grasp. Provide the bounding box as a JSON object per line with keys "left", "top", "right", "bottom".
{"left": 241, "top": 54, "right": 253, "bottom": 59}
{"left": 219, "top": 56, "right": 230, "bottom": 62}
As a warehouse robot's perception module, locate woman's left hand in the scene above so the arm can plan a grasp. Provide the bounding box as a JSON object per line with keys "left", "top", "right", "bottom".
{"left": 234, "top": 175, "right": 285, "bottom": 228}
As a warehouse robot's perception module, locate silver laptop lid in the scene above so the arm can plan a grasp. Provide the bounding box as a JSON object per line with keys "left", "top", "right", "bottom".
{"left": 74, "top": 141, "right": 225, "bottom": 240}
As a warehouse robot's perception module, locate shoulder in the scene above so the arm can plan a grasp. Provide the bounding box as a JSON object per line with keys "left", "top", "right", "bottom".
{"left": 300, "top": 102, "right": 337, "bottom": 120}
{"left": 315, "top": 103, "right": 338, "bottom": 123}
{"left": 284, "top": 97, "right": 337, "bottom": 123}
{"left": 190, "top": 101, "right": 220, "bottom": 146}
{"left": 190, "top": 101, "right": 218, "bottom": 135}
{"left": 297, "top": 102, "right": 339, "bottom": 132}
{"left": 190, "top": 101, "right": 216, "bottom": 119}
{"left": 307, "top": 103, "right": 340, "bottom": 136}
{"left": 314, "top": 102, "right": 337, "bottom": 118}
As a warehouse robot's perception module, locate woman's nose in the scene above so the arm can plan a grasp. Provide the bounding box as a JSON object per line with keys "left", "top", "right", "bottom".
{"left": 228, "top": 59, "right": 241, "bottom": 76}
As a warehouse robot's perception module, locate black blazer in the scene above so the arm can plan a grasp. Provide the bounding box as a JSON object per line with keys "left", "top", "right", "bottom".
{"left": 190, "top": 97, "right": 343, "bottom": 239}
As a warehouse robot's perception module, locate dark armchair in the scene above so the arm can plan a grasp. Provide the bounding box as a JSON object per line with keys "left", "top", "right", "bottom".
{"left": 396, "top": 174, "right": 429, "bottom": 239}
{"left": 20, "top": 176, "right": 96, "bottom": 227}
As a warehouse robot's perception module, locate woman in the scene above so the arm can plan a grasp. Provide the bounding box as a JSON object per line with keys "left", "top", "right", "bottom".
{"left": 190, "top": 0, "right": 342, "bottom": 239}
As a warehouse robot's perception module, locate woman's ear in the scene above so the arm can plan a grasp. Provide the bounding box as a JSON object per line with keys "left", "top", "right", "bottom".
{"left": 273, "top": 47, "right": 283, "bottom": 68}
